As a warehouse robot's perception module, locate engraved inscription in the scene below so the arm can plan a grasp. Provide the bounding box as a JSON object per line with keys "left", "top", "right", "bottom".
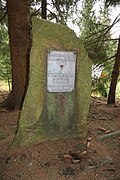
{"left": 47, "top": 51, "right": 76, "bottom": 92}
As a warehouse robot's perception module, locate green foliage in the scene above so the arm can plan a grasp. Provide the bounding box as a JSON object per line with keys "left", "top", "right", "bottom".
{"left": 0, "top": 24, "right": 11, "bottom": 90}
{"left": 0, "top": 0, "right": 6, "bottom": 22}
{"left": 0, "top": 0, "right": 11, "bottom": 90}
{"left": 30, "top": 0, "right": 79, "bottom": 24}
{"left": 80, "top": 1, "right": 113, "bottom": 64}
{"left": 92, "top": 71, "right": 110, "bottom": 97}
{"left": 47, "top": 0, "right": 79, "bottom": 24}
{"left": 0, "top": 0, "right": 79, "bottom": 91}
{"left": 105, "top": 0, "right": 120, "bottom": 6}
{"left": 78, "top": 0, "right": 117, "bottom": 97}
{"left": 0, "top": 0, "right": 118, "bottom": 97}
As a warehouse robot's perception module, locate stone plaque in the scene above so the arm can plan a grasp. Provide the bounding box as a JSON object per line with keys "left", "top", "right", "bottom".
{"left": 47, "top": 51, "right": 76, "bottom": 92}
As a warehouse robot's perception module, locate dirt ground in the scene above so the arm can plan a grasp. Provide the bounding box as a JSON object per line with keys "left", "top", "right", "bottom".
{"left": 0, "top": 91, "right": 120, "bottom": 180}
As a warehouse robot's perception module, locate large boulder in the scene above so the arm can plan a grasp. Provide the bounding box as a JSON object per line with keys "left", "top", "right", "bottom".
{"left": 14, "top": 17, "right": 92, "bottom": 146}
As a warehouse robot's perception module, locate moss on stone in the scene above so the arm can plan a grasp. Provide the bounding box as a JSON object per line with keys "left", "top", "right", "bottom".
{"left": 14, "top": 17, "right": 92, "bottom": 146}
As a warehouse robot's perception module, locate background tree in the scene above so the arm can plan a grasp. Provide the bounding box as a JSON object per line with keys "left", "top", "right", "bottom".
{"left": 42, "top": 0, "right": 47, "bottom": 19}
{"left": 105, "top": 0, "right": 120, "bottom": 103}
{"left": 47, "top": 0, "right": 79, "bottom": 24}
{"left": 6, "top": 0, "right": 31, "bottom": 109}
{"left": 107, "top": 37, "right": 120, "bottom": 103}
{"left": 77, "top": 0, "right": 117, "bottom": 97}
{"left": 0, "top": 0, "right": 120, "bottom": 109}
{"left": 0, "top": 0, "right": 11, "bottom": 90}
{"left": 0, "top": 26, "right": 11, "bottom": 91}
{"left": 4, "top": 0, "right": 79, "bottom": 109}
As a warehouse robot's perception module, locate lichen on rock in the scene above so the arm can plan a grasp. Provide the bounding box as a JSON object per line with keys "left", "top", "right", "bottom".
{"left": 14, "top": 17, "right": 92, "bottom": 146}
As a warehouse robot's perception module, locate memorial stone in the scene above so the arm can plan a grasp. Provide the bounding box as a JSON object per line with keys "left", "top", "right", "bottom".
{"left": 14, "top": 17, "right": 92, "bottom": 146}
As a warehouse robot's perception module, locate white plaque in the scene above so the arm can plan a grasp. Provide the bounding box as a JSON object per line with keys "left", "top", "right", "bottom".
{"left": 47, "top": 51, "right": 76, "bottom": 92}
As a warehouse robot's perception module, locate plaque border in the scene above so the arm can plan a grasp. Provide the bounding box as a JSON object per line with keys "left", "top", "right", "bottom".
{"left": 47, "top": 50, "right": 77, "bottom": 93}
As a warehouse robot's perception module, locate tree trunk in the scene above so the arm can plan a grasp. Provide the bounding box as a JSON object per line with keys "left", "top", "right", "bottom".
{"left": 107, "top": 37, "right": 120, "bottom": 104}
{"left": 42, "top": 0, "right": 47, "bottom": 19}
{"left": 6, "top": 0, "right": 31, "bottom": 110}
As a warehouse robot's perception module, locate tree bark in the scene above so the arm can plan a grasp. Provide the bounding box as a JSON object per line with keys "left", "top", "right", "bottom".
{"left": 42, "top": 0, "right": 47, "bottom": 19}
{"left": 6, "top": 0, "right": 31, "bottom": 110}
{"left": 107, "top": 37, "right": 120, "bottom": 104}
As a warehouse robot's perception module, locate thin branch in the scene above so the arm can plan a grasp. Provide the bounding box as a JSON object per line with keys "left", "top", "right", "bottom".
{"left": 93, "top": 54, "right": 116, "bottom": 70}
{"left": 98, "top": 14, "right": 120, "bottom": 38}
{"left": 85, "top": 34, "right": 118, "bottom": 48}
{"left": 98, "top": 38, "right": 118, "bottom": 42}
{"left": 0, "top": 11, "right": 7, "bottom": 23}
{"left": 31, "top": 7, "right": 41, "bottom": 17}
{"left": 85, "top": 14, "right": 120, "bottom": 40}
{"left": 47, "top": 8, "right": 57, "bottom": 18}
{"left": 101, "top": 18, "right": 120, "bottom": 37}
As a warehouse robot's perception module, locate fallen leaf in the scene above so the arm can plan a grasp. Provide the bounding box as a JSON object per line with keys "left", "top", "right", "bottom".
{"left": 86, "top": 137, "right": 91, "bottom": 149}
{"left": 104, "top": 130, "right": 111, "bottom": 134}
{"left": 98, "top": 127, "right": 107, "bottom": 132}
{"left": 63, "top": 154, "right": 73, "bottom": 159}
{"left": 72, "top": 159, "right": 81, "bottom": 163}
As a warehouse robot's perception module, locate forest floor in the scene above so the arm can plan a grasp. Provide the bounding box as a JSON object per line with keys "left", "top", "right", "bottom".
{"left": 0, "top": 90, "right": 120, "bottom": 180}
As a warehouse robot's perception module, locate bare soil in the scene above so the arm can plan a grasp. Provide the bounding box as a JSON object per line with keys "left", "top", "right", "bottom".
{"left": 0, "top": 92, "right": 120, "bottom": 180}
